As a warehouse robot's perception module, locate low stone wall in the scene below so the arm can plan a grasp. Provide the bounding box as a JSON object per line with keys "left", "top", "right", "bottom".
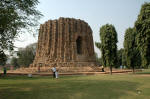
{"left": 15, "top": 65, "right": 102, "bottom": 73}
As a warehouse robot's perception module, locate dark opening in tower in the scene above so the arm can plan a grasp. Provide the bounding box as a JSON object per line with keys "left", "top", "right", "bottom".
{"left": 76, "top": 36, "right": 82, "bottom": 54}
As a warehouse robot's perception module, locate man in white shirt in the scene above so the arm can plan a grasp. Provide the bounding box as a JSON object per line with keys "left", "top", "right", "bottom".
{"left": 55, "top": 70, "right": 58, "bottom": 79}
{"left": 51, "top": 67, "right": 56, "bottom": 78}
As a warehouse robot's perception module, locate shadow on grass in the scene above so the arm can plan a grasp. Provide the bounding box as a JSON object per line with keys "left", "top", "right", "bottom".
{"left": 0, "top": 76, "right": 139, "bottom": 99}
{"left": 0, "top": 75, "right": 52, "bottom": 80}
{"left": 136, "top": 72, "right": 150, "bottom": 74}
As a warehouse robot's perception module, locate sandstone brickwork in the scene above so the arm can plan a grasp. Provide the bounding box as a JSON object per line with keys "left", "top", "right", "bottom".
{"left": 30, "top": 17, "right": 100, "bottom": 72}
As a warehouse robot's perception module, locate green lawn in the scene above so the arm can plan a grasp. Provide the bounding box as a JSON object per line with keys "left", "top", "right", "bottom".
{"left": 136, "top": 69, "right": 150, "bottom": 74}
{"left": 0, "top": 74, "right": 150, "bottom": 99}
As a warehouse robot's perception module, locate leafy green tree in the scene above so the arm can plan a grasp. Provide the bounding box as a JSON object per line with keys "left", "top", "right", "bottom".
{"left": 17, "top": 43, "right": 36, "bottom": 67}
{"left": 122, "top": 49, "right": 127, "bottom": 67}
{"left": 116, "top": 48, "right": 124, "bottom": 68}
{"left": 135, "top": 2, "right": 150, "bottom": 68}
{"left": 11, "top": 57, "right": 19, "bottom": 68}
{"left": 95, "top": 52, "right": 102, "bottom": 66}
{"left": 95, "top": 24, "right": 118, "bottom": 74}
{"left": 0, "top": 50, "right": 7, "bottom": 65}
{"left": 0, "top": 0, "right": 42, "bottom": 60}
{"left": 124, "top": 28, "right": 141, "bottom": 73}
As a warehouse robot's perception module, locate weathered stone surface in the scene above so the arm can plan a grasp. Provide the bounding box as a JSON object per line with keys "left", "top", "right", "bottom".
{"left": 30, "top": 17, "right": 100, "bottom": 72}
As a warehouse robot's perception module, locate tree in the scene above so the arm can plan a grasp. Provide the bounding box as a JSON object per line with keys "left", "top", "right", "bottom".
{"left": 0, "top": 50, "right": 7, "bottom": 65}
{"left": 11, "top": 57, "right": 19, "bottom": 68}
{"left": 124, "top": 28, "right": 141, "bottom": 73}
{"left": 135, "top": 2, "right": 150, "bottom": 68}
{"left": 121, "top": 49, "right": 127, "bottom": 67}
{"left": 17, "top": 43, "right": 36, "bottom": 67}
{"left": 0, "top": 0, "right": 42, "bottom": 60}
{"left": 95, "top": 52, "right": 102, "bottom": 66}
{"left": 95, "top": 24, "right": 118, "bottom": 74}
{"left": 117, "top": 48, "right": 124, "bottom": 68}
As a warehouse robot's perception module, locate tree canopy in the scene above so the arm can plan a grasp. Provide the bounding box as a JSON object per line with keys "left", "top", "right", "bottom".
{"left": 0, "top": 0, "right": 42, "bottom": 58}
{"left": 0, "top": 50, "right": 7, "bottom": 65}
{"left": 117, "top": 48, "right": 124, "bottom": 68}
{"left": 94, "top": 52, "right": 102, "bottom": 66}
{"left": 135, "top": 2, "right": 150, "bottom": 68}
{"left": 11, "top": 57, "right": 18, "bottom": 68}
{"left": 17, "top": 43, "right": 36, "bottom": 67}
{"left": 95, "top": 24, "right": 118, "bottom": 74}
{"left": 11, "top": 43, "right": 36, "bottom": 67}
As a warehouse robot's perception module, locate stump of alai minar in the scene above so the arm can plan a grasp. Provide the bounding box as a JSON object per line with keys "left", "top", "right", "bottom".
{"left": 30, "top": 17, "right": 101, "bottom": 72}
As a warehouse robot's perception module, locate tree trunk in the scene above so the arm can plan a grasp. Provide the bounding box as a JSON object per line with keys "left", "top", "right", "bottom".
{"left": 132, "top": 66, "right": 135, "bottom": 74}
{"left": 110, "top": 66, "right": 112, "bottom": 75}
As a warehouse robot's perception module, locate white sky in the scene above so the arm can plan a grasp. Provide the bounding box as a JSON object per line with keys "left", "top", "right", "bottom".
{"left": 14, "top": 0, "right": 150, "bottom": 57}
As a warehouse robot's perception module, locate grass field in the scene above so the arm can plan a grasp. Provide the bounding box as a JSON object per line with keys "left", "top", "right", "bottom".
{"left": 136, "top": 69, "right": 150, "bottom": 74}
{"left": 0, "top": 73, "right": 150, "bottom": 99}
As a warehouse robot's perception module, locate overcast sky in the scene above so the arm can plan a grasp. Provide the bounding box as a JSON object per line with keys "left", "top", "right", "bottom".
{"left": 14, "top": 0, "right": 150, "bottom": 57}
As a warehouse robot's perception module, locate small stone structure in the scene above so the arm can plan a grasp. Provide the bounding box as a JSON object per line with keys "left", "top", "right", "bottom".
{"left": 30, "top": 17, "right": 100, "bottom": 72}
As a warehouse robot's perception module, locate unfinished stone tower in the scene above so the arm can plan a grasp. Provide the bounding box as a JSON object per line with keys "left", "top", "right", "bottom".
{"left": 30, "top": 17, "right": 100, "bottom": 72}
